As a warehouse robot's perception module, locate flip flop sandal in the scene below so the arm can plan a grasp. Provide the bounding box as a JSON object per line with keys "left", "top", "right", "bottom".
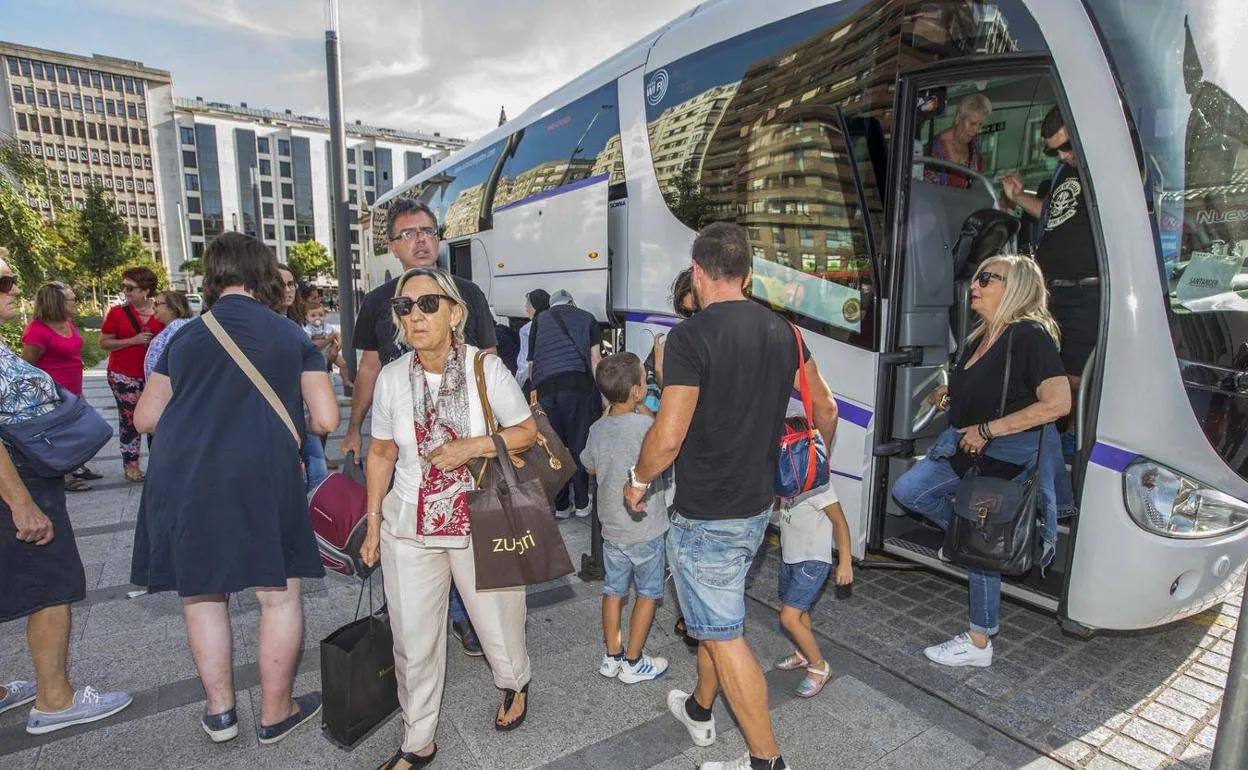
{"left": 796, "top": 661, "right": 832, "bottom": 698}
{"left": 378, "top": 744, "right": 437, "bottom": 769}
{"left": 776, "top": 651, "right": 809, "bottom": 671}
{"left": 73, "top": 467, "right": 103, "bottom": 480}
{"left": 674, "top": 618, "right": 698, "bottom": 649}
{"left": 64, "top": 477, "right": 91, "bottom": 492}
{"left": 124, "top": 468, "right": 146, "bottom": 483}
{"left": 494, "top": 683, "right": 529, "bottom": 732}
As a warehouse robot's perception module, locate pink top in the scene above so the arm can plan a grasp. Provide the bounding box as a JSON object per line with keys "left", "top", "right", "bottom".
{"left": 22, "top": 319, "right": 84, "bottom": 395}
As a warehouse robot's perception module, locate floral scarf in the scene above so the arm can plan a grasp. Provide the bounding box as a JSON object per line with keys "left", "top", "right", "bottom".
{"left": 409, "top": 344, "right": 474, "bottom": 541}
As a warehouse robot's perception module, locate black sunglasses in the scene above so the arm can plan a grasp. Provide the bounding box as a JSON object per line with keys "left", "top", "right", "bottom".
{"left": 1043, "top": 140, "right": 1073, "bottom": 157}
{"left": 390, "top": 294, "right": 455, "bottom": 317}
{"left": 975, "top": 270, "right": 1005, "bottom": 288}
{"left": 0, "top": 275, "right": 16, "bottom": 294}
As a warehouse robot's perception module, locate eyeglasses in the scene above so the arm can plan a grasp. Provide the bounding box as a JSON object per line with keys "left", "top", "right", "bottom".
{"left": 390, "top": 294, "right": 455, "bottom": 317}
{"left": 975, "top": 270, "right": 1005, "bottom": 288}
{"left": 0, "top": 275, "right": 16, "bottom": 294}
{"left": 1043, "top": 140, "right": 1073, "bottom": 157}
{"left": 153, "top": 300, "right": 167, "bottom": 308}
{"left": 283, "top": 280, "right": 297, "bottom": 289}
{"left": 388, "top": 226, "right": 438, "bottom": 243}
{"left": 122, "top": 282, "right": 139, "bottom": 291}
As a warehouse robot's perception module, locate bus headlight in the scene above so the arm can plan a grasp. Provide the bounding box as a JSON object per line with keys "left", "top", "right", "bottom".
{"left": 1124, "top": 461, "right": 1248, "bottom": 538}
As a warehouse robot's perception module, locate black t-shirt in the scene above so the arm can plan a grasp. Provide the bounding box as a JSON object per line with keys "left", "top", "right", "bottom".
{"left": 947, "top": 321, "right": 1065, "bottom": 476}
{"left": 1035, "top": 164, "right": 1097, "bottom": 280}
{"left": 352, "top": 275, "right": 497, "bottom": 366}
{"left": 663, "top": 300, "right": 807, "bottom": 520}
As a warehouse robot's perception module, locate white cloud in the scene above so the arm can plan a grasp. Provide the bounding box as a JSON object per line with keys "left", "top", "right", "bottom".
{"left": 22, "top": 0, "right": 702, "bottom": 139}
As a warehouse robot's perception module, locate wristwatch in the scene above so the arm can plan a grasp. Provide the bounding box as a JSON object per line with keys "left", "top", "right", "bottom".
{"left": 627, "top": 466, "right": 651, "bottom": 492}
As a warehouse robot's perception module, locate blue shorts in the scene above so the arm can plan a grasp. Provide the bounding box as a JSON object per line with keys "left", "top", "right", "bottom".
{"left": 778, "top": 560, "right": 830, "bottom": 612}
{"left": 602, "top": 534, "right": 666, "bottom": 600}
{"left": 667, "top": 509, "right": 770, "bottom": 642}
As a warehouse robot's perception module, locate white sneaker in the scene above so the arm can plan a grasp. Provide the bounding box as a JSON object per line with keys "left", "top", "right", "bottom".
{"left": 618, "top": 653, "right": 668, "bottom": 684}
{"left": 667, "top": 689, "right": 716, "bottom": 747}
{"left": 575, "top": 506, "right": 591, "bottom": 518}
{"left": 555, "top": 506, "right": 574, "bottom": 520}
{"left": 599, "top": 653, "right": 624, "bottom": 678}
{"left": 700, "top": 753, "right": 793, "bottom": 770}
{"left": 923, "top": 632, "right": 993, "bottom": 667}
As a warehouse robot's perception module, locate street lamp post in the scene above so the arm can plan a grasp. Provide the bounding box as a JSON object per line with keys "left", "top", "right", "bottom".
{"left": 1211, "top": 569, "right": 1248, "bottom": 769}
{"left": 325, "top": 0, "right": 357, "bottom": 384}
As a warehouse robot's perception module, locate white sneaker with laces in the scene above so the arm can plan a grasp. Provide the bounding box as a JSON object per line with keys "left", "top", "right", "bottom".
{"left": 700, "top": 753, "right": 792, "bottom": 770}
{"left": 667, "top": 689, "right": 716, "bottom": 747}
{"left": 575, "top": 506, "right": 591, "bottom": 518}
{"left": 923, "top": 632, "right": 993, "bottom": 667}
{"left": 555, "top": 506, "right": 574, "bottom": 520}
{"left": 617, "top": 653, "right": 668, "bottom": 684}
{"left": 599, "top": 653, "right": 624, "bottom": 678}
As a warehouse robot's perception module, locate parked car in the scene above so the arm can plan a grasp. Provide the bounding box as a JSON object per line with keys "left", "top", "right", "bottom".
{"left": 185, "top": 293, "right": 203, "bottom": 315}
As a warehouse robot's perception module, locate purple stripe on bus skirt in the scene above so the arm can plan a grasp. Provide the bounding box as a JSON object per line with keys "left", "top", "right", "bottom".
{"left": 1089, "top": 442, "right": 1138, "bottom": 472}
{"left": 492, "top": 173, "right": 611, "bottom": 214}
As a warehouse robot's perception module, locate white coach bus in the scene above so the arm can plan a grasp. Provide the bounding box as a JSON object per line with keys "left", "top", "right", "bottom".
{"left": 368, "top": 0, "right": 1248, "bottom": 633}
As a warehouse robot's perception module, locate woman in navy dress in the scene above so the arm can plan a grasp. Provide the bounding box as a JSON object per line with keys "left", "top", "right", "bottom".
{"left": 130, "top": 232, "right": 340, "bottom": 745}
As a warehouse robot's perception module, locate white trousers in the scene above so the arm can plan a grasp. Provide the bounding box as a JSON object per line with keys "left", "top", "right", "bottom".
{"left": 379, "top": 518, "right": 531, "bottom": 752}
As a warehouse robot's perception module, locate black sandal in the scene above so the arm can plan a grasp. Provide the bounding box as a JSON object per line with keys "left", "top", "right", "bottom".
{"left": 675, "top": 618, "right": 698, "bottom": 649}
{"left": 494, "top": 683, "right": 529, "bottom": 732}
{"left": 378, "top": 744, "right": 437, "bottom": 769}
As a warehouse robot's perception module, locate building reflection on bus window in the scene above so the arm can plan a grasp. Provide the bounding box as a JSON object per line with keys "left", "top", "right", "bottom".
{"left": 642, "top": 0, "right": 1046, "bottom": 348}
{"left": 493, "top": 81, "right": 624, "bottom": 213}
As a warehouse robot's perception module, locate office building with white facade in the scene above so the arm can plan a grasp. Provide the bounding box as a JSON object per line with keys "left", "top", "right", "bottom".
{"left": 168, "top": 98, "right": 466, "bottom": 289}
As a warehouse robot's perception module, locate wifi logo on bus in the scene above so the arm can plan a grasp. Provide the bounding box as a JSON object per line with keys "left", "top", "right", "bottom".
{"left": 646, "top": 69, "right": 669, "bottom": 106}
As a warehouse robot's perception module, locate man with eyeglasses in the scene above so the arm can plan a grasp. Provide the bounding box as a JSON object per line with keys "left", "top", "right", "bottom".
{"left": 1001, "top": 106, "right": 1098, "bottom": 457}
{"left": 342, "top": 196, "right": 495, "bottom": 656}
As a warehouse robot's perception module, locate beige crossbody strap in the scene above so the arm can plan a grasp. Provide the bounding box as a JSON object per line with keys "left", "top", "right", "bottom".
{"left": 474, "top": 350, "right": 498, "bottom": 434}
{"left": 202, "top": 310, "right": 302, "bottom": 449}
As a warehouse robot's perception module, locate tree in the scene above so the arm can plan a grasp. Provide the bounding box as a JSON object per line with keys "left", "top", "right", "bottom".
{"left": 77, "top": 184, "right": 130, "bottom": 306}
{"left": 179, "top": 258, "right": 203, "bottom": 276}
{"left": 663, "top": 164, "right": 716, "bottom": 231}
{"left": 0, "top": 137, "right": 66, "bottom": 291}
{"left": 286, "top": 240, "right": 333, "bottom": 280}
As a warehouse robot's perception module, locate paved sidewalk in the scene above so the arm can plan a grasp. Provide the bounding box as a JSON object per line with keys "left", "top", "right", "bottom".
{"left": 0, "top": 365, "right": 1237, "bottom": 768}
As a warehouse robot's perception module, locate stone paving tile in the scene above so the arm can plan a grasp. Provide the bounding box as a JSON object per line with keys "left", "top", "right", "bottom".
{"left": 869, "top": 726, "right": 985, "bottom": 769}
{"left": 1100, "top": 734, "right": 1170, "bottom": 770}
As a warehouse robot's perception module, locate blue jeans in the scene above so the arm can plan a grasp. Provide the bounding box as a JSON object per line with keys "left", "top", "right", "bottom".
{"left": 667, "top": 509, "right": 770, "bottom": 641}
{"left": 891, "top": 458, "right": 1000, "bottom": 636}
{"left": 602, "top": 534, "right": 667, "bottom": 600}
{"left": 302, "top": 433, "right": 328, "bottom": 493}
{"left": 448, "top": 580, "right": 467, "bottom": 623}
{"left": 778, "top": 560, "right": 830, "bottom": 612}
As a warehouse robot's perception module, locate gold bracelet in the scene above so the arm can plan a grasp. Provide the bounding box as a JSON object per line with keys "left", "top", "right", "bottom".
{"left": 366, "top": 512, "right": 381, "bottom": 518}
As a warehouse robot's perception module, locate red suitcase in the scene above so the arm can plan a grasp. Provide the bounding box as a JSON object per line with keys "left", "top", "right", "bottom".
{"left": 308, "top": 452, "right": 376, "bottom": 578}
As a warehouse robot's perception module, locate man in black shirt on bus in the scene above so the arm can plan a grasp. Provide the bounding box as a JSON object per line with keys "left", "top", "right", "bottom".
{"left": 341, "top": 197, "right": 496, "bottom": 656}
{"left": 625, "top": 223, "right": 838, "bottom": 770}
{"left": 1002, "top": 107, "right": 1098, "bottom": 451}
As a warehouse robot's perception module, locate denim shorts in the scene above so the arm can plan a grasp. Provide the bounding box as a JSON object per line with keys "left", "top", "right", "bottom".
{"left": 602, "top": 534, "right": 667, "bottom": 600}
{"left": 666, "top": 509, "right": 770, "bottom": 641}
{"left": 778, "top": 560, "right": 830, "bottom": 612}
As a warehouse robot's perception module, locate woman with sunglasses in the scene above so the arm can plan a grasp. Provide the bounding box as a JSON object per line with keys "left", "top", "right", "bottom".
{"left": 99, "top": 266, "right": 164, "bottom": 483}
{"left": 22, "top": 283, "right": 91, "bottom": 491}
{"left": 359, "top": 267, "right": 537, "bottom": 769}
{"left": 891, "top": 254, "right": 1075, "bottom": 669}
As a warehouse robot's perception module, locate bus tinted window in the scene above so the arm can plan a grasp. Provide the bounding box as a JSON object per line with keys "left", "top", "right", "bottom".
{"left": 643, "top": 0, "right": 1045, "bottom": 347}
{"left": 493, "top": 81, "right": 624, "bottom": 213}
{"left": 1087, "top": 0, "right": 1248, "bottom": 478}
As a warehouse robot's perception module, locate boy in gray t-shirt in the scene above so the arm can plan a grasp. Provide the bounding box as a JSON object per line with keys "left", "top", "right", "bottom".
{"left": 581, "top": 352, "right": 670, "bottom": 684}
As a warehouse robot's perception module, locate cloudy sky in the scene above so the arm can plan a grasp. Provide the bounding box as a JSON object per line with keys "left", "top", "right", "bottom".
{"left": 1, "top": 0, "right": 702, "bottom": 140}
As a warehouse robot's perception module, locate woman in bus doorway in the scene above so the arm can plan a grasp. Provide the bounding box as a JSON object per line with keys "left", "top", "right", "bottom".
{"left": 891, "top": 254, "right": 1074, "bottom": 667}
{"left": 923, "top": 92, "right": 992, "bottom": 189}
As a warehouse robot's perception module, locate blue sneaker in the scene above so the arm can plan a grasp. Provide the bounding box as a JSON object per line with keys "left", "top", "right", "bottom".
{"left": 202, "top": 707, "right": 239, "bottom": 743}
{"left": 257, "top": 692, "right": 321, "bottom": 745}
{"left": 26, "top": 686, "right": 132, "bottom": 734}
{"left": 0, "top": 680, "right": 36, "bottom": 715}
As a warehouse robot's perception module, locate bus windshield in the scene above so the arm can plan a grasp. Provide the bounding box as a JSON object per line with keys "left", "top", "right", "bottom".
{"left": 1086, "top": 0, "right": 1248, "bottom": 477}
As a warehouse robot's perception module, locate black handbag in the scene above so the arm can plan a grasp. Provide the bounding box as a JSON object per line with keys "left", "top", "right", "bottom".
{"left": 319, "top": 577, "right": 399, "bottom": 749}
{"left": 943, "top": 328, "right": 1043, "bottom": 576}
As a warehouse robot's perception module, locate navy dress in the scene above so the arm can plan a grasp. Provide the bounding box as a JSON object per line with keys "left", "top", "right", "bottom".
{"left": 131, "top": 294, "right": 326, "bottom": 596}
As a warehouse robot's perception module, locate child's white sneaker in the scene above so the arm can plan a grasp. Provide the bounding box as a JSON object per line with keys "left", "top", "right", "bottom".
{"left": 923, "top": 632, "right": 993, "bottom": 667}
{"left": 617, "top": 653, "right": 668, "bottom": 684}
{"left": 599, "top": 653, "right": 624, "bottom": 678}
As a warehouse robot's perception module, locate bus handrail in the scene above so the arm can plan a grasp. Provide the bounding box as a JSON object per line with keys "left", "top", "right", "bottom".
{"left": 912, "top": 155, "right": 1002, "bottom": 209}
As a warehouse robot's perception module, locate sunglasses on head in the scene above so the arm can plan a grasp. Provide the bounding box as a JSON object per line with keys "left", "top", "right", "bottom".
{"left": 390, "top": 294, "right": 454, "bottom": 317}
{"left": 0, "top": 275, "right": 16, "bottom": 294}
{"left": 1043, "top": 140, "right": 1073, "bottom": 157}
{"left": 975, "top": 270, "right": 1005, "bottom": 288}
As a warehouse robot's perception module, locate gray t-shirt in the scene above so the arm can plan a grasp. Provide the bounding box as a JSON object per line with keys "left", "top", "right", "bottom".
{"left": 581, "top": 411, "right": 668, "bottom": 545}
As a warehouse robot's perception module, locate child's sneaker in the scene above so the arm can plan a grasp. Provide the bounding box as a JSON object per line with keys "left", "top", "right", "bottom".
{"left": 617, "top": 653, "right": 668, "bottom": 684}
{"left": 599, "top": 653, "right": 624, "bottom": 678}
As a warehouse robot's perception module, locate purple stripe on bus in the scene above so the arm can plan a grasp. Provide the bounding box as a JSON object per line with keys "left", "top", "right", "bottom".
{"left": 623, "top": 311, "right": 680, "bottom": 328}
{"left": 492, "top": 173, "right": 612, "bottom": 214}
{"left": 832, "top": 469, "right": 864, "bottom": 482}
{"left": 1090, "top": 442, "right": 1138, "bottom": 472}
